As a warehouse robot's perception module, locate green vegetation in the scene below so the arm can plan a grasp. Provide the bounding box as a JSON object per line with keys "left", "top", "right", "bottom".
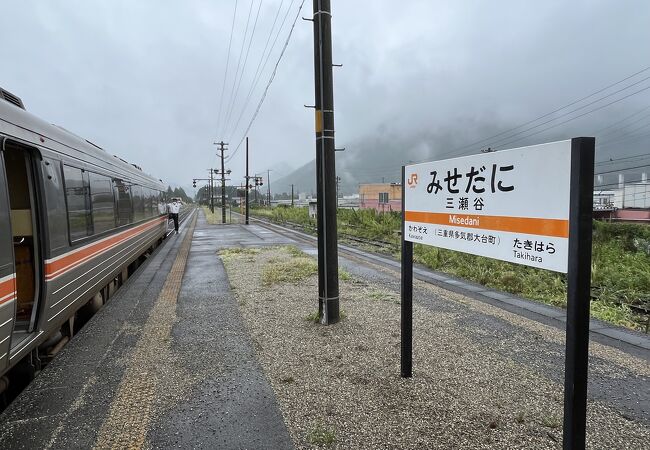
{"left": 307, "top": 423, "right": 336, "bottom": 445}
{"left": 305, "top": 311, "right": 320, "bottom": 323}
{"left": 251, "top": 206, "right": 650, "bottom": 331}
{"left": 541, "top": 414, "right": 562, "bottom": 429}
{"left": 262, "top": 256, "right": 318, "bottom": 286}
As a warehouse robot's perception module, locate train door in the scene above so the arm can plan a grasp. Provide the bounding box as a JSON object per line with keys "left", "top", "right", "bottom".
{"left": 1, "top": 139, "right": 42, "bottom": 348}
{"left": 0, "top": 139, "right": 15, "bottom": 371}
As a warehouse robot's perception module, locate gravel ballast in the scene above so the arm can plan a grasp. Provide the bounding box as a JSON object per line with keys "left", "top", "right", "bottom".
{"left": 221, "top": 246, "right": 649, "bottom": 449}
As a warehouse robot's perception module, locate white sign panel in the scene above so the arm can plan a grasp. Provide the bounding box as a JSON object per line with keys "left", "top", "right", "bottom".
{"left": 404, "top": 140, "right": 572, "bottom": 273}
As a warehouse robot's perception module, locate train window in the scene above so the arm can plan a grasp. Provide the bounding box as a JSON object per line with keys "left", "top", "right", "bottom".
{"left": 157, "top": 191, "right": 166, "bottom": 215}
{"left": 89, "top": 172, "right": 115, "bottom": 233}
{"left": 132, "top": 185, "right": 145, "bottom": 222}
{"left": 63, "top": 165, "right": 92, "bottom": 241}
{"left": 151, "top": 189, "right": 158, "bottom": 217}
{"left": 113, "top": 179, "right": 132, "bottom": 226}
{"left": 143, "top": 188, "right": 153, "bottom": 218}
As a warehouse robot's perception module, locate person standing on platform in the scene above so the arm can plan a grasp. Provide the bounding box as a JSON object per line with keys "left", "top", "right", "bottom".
{"left": 168, "top": 199, "right": 181, "bottom": 234}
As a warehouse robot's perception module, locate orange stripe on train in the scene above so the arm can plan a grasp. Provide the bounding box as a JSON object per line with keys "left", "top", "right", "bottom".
{"left": 45, "top": 216, "right": 166, "bottom": 280}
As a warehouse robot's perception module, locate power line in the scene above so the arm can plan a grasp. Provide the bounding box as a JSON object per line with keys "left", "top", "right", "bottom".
{"left": 227, "top": 0, "right": 297, "bottom": 147}
{"left": 227, "top": 0, "right": 287, "bottom": 144}
{"left": 223, "top": 0, "right": 263, "bottom": 140}
{"left": 484, "top": 77, "right": 650, "bottom": 149}
{"left": 215, "top": 0, "right": 239, "bottom": 139}
{"left": 434, "top": 65, "right": 650, "bottom": 158}
{"left": 228, "top": 0, "right": 306, "bottom": 162}
{"left": 595, "top": 163, "right": 650, "bottom": 176}
{"left": 593, "top": 106, "right": 650, "bottom": 136}
{"left": 491, "top": 84, "right": 650, "bottom": 150}
{"left": 595, "top": 152, "right": 650, "bottom": 166}
{"left": 222, "top": 0, "right": 258, "bottom": 139}
{"left": 598, "top": 129, "right": 650, "bottom": 151}
{"left": 597, "top": 120, "right": 650, "bottom": 147}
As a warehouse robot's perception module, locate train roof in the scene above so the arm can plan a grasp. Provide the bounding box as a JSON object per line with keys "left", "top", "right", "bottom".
{"left": 0, "top": 91, "right": 165, "bottom": 190}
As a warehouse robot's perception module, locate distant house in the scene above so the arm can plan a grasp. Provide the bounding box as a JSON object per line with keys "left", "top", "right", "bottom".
{"left": 359, "top": 183, "right": 402, "bottom": 212}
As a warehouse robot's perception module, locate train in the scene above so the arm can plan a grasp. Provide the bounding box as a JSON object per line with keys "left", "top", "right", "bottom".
{"left": 0, "top": 87, "right": 170, "bottom": 390}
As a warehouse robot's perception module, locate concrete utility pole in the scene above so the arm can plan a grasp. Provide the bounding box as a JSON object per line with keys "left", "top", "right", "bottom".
{"left": 267, "top": 169, "right": 272, "bottom": 206}
{"left": 245, "top": 137, "right": 250, "bottom": 225}
{"left": 291, "top": 184, "right": 295, "bottom": 207}
{"left": 209, "top": 169, "right": 214, "bottom": 213}
{"left": 336, "top": 176, "right": 341, "bottom": 207}
{"left": 214, "top": 141, "right": 229, "bottom": 223}
{"left": 313, "top": 0, "right": 339, "bottom": 324}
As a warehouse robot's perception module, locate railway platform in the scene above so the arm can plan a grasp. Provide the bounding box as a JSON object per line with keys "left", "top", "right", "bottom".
{"left": 0, "top": 208, "right": 648, "bottom": 449}
{"left": 0, "top": 210, "right": 294, "bottom": 449}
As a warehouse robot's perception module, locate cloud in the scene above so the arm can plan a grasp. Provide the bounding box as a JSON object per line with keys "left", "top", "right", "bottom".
{"left": 1, "top": 0, "right": 649, "bottom": 194}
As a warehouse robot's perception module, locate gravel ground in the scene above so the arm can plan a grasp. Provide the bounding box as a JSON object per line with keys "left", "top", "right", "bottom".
{"left": 221, "top": 246, "right": 649, "bottom": 449}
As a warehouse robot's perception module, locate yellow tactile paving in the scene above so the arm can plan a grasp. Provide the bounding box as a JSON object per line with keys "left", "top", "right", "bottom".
{"left": 93, "top": 215, "right": 197, "bottom": 450}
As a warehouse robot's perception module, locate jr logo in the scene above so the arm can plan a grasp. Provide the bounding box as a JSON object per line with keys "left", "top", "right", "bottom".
{"left": 407, "top": 173, "right": 418, "bottom": 188}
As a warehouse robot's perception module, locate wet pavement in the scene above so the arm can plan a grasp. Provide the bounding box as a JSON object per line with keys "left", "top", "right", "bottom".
{"left": 0, "top": 208, "right": 647, "bottom": 449}
{"left": 0, "top": 210, "right": 293, "bottom": 449}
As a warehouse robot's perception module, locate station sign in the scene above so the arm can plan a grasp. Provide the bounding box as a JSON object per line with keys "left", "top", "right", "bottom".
{"left": 404, "top": 140, "right": 572, "bottom": 273}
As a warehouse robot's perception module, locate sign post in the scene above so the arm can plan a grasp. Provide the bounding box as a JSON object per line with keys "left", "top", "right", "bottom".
{"left": 401, "top": 166, "right": 413, "bottom": 378}
{"left": 400, "top": 138, "right": 594, "bottom": 449}
{"left": 563, "top": 137, "right": 595, "bottom": 449}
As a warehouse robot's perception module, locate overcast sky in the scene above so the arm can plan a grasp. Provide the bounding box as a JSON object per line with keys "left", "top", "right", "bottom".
{"left": 2, "top": 1, "right": 649, "bottom": 194}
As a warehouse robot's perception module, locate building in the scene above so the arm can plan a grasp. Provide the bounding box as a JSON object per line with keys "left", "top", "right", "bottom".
{"left": 359, "top": 183, "right": 402, "bottom": 212}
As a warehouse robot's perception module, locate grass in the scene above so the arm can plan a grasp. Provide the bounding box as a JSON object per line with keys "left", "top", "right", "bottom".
{"left": 251, "top": 206, "right": 650, "bottom": 331}
{"left": 262, "top": 256, "right": 318, "bottom": 286}
{"left": 307, "top": 423, "right": 336, "bottom": 446}
{"left": 541, "top": 415, "right": 562, "bottom": 429}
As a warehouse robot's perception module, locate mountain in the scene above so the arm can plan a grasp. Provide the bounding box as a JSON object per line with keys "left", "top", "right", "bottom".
{"left": 274, "top": 123, "right": 650, "bottom": 197}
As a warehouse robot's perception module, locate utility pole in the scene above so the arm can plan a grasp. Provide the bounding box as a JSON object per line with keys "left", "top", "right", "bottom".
{"left": 209, "top": 169, "right": 214, "bottom": 213}
{"left": 313, "top": 0, "right": 339, "bottom": 324}
{"left": 336, "top": 176, "right": 341, "bottom": 208}
{"left": 267, "top": 169, "right": 272, "bottom": 206}
{"left": 214, "top": 141, "right": 229, "bottom": 223}
{"left": 245, "top": 137, "right": 250, "bottom": 225}
{"left": 291, "top": 184, "right": 295, "bottom": 207}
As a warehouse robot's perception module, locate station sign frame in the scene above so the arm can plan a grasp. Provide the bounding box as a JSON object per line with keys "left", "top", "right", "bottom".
{"left": 400, "top": 137, "right": 595, "bottom": 450}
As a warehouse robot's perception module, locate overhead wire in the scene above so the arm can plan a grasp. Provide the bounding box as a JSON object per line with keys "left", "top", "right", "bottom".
{"left": 227, "top": 0, "right": 305, "bottom": 162}
{"left": 223, "top": 0, "right": 264, "bottom": 140}
{"left": 214, "top": 0, "right": 239, "bottom": 139}
{"left": 221, "top": 0, "right": 258, "bottom": 140}
{"left": 227, "top": 0, "right": 295, "bottom": 149}
{"left": 432, "top": 65, "right": 650, "bottom": 158}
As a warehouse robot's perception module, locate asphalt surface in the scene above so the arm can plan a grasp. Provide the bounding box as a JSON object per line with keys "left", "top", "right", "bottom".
{"left": 0, "top": 209, "right": 647, "bottom": 449}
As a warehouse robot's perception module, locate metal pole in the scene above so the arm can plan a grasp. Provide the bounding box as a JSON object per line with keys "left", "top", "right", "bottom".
{"left": 245, "top": 137, "right": 250, "bottom": 225}
{"left": 313, "top": 0, "right": 339, "bottom": 324}
{"left": 562, "top": 137, "right": 595, "bottom": 449}
{"left": 401, "top": 166, "right": 413, "bottom": 378}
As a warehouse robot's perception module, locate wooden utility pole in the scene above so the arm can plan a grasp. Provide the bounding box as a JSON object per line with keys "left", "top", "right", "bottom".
{"left": 313, "top": 0, "right": 339, "bottom": 324}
